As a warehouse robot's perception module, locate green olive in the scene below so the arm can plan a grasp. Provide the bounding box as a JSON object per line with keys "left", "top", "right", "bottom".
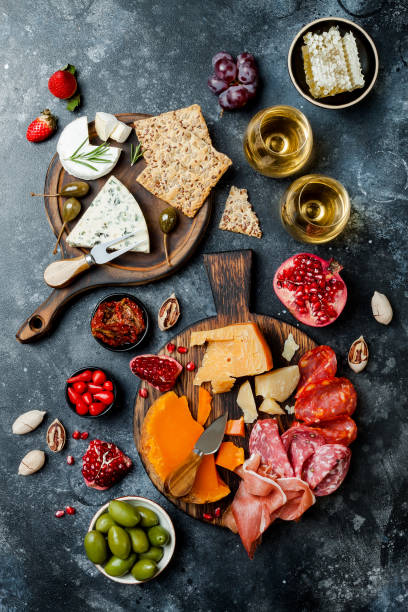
{"left": 140, "top": 546, "right": 164, "bottom": 563}
{"left": 95, "top": 513, "right": 117, "bottom": 534}
{"left": 84, "top": 530, "right": 108, "bottom": 565}
{"left": 60, "top": 181, "right": 90, "bottom": 198}
{"left": 108, "top": 500, "right": 140, "bottom": 527}
{"left": 148, "top": 525, "right": 170, "bottom": 547}
{"left": 131, "top": 558, "right": 158, "bottom": 581}
{"left": 159, "top": 207, "right": 178, "bottom": 234}
{"left": 104, "top": 553, "right": 137, "bottom": 577}
{"left": 108, "top": 526, "right": 131, "bottom": 559}
{"left": 62, "top": 197, "right": 81, "bottom": 223}
{"left": 135, "top": 506, "right": 159, "bottom": 528}
{"left": 127, "top": 527, "right": 150, "bottom": 554}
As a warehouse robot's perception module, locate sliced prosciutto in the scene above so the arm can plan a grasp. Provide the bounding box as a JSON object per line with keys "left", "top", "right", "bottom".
{"left": 302, "top": 444, "right": 351, "bottom": 496}
{"left": 229, "top": 454, "right": 314, "bottom": 558}
{"left": 281, "top": 425, "right": 326, "bottom": 478}
{"left": 249, "top": 419, "right": 294, "bottom": 477}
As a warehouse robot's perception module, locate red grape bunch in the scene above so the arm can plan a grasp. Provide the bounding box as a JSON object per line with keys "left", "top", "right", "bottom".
{"left": 208, "top": 52, "right": 258, "bottom": 110}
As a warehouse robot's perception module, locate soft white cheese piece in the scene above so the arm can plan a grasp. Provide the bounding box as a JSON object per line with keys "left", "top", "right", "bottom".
{"left": 282, "top": 332, "right": 299, "bottom": 362}
{"left": 57, "top": 116, "right": 121, "bottom": 180}
{"left": 95, "top": 112, "right": 119, "bottom": 141}
{"left": 67, "top": 176, "right": 150, "bottom": 253}
{"left": 110, "top": 121, "right": 132, "bottom": 143}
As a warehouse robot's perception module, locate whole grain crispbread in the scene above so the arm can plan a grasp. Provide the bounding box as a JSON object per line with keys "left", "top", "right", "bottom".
{"left": 219, "top": 186, "right": 262, "bottom": 238}
{"left": 134, "top": 105, "right": 232, "bottom": 217}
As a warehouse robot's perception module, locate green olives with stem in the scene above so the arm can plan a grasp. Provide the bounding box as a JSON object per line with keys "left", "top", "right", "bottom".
{"left": 159, "top": 207, "right": 178, "bottom": 266}
{"left": 53, "top": 197, "right": 81, "bottom": 254}
{"left": 31, "top": 180, "right": 90, "bottom": 198}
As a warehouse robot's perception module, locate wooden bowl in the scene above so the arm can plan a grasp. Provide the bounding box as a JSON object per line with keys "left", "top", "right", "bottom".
{"left": 288, "top": 17, "right": 379, "bottom": 109}
{"left": 88, "top": 496, "right": 176, "bottom": 584}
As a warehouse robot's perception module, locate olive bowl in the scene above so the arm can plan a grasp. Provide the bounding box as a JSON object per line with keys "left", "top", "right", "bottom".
{"left": 65, "top": 366, "right": 117, "bottom": 419}
{"left": 288, "top": 17, "right": 379, "bottom": 110}
{"left": 90, "top": 293, "right": 150, "bottom": 353}
{"left": 88, "top": 496, "right": 176, "bottom": 585}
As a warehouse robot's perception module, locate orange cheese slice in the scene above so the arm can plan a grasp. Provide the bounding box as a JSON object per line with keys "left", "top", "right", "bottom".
{"left": 216, "top": 441, "right": 245, "bottom": 472}
{"left": 190, "top": 322, "right": 273, "bottom": 394}
{"left": 182, "top": 454, "right": 230, "bottom": 504}
{"left": 140, "top": 391, "right": 203, "bottom": 482}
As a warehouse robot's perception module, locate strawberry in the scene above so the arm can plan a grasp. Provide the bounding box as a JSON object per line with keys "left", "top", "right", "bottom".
{"left": 26, "top": 109, "right": 57, "bottom": 142}
{"left": 48, "top": 65, "right": 77, "bottom": 99}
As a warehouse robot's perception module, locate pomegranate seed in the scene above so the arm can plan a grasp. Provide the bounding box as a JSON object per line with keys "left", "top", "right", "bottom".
{"left": 81, "top": 432, "right": 89, "bottom": 440}
{"left": 177, "top": 346, "right": 188, "bottom": 354}
{"left": 65, "top": 506, "right": 76, "bottom": 515}
{"left": 295, "top": 298, "right": 305, "bottom": 306}
{"left": 166, "top": 343, "right": 176, "bottom": 353}
{"left": 67, "top": 455, "right": 75, "bottom": 465}
{"left": 55, "top": 510, "right": 65, "bottom": 518}
{"left": 186, "top": 361, "right": 196, "bottom": 371}
{"left": 203, "top": 513, "right": 213, "bottom": 521}
{"left": 139, "top": 388, "right": 148, "bottom": 398}
{"left": 72, "top": 430, "right": 81, "bottom": 440}
{"left": 214, "top": 507, "right": 221, "bottom": 518}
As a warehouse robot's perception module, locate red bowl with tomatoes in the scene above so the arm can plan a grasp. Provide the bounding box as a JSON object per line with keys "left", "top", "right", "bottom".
{"left": 65, "top": 367, "right": 117, "bottom": 418}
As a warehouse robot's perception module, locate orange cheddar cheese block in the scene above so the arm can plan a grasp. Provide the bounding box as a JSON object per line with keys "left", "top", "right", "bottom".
{"left": 225, "top": 417, "right": 245, "bottom": 437}
{"left": 140, "top": 391, "right": 203, "bottom": 482}
{"left": 197, "top": 387, "right": 212, "bottom": 426}
{"left": 182, "top": 454, "right": 230, "bottom": 504}
{"left": 190, "top": 322, "right": 273, "bottom": 394}
{"left": 216, "top": 441, "right": 245, "bottom": 472}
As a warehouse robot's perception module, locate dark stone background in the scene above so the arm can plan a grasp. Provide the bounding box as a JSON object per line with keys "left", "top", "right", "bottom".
{"left": 1, "top": 0, "right": 407, "bottom": 610}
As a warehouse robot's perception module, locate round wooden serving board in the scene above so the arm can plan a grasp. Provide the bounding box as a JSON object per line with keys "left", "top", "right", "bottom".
{"left": 16, "top": 113, "right": 212, "bottom": 343}
{"left": 134, "top": 250, "right": 317, "bottom": 526}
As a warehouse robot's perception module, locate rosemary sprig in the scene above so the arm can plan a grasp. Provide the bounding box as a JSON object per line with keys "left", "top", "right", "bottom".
{"left": 130, "top": 143, "right": 143, "bottom": 166}
{"left": 66, "top": 138, "right": 112, "bottom": 171}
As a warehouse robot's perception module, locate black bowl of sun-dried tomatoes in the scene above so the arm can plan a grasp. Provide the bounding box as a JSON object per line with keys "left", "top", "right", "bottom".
{"left": 90, "top": 293, "right": 149, "bottom": 352}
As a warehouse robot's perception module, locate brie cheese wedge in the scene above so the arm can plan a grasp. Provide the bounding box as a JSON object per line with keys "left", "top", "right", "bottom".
{"left": 95, "top": 112, "right": 119, "bottom": 141}
{"left": 57, "top": 116, "right": 121, "bottom": 181}
{"left": 66, "top": 176, "right": 150, "bottom": 253}
{"left": 110, "top": 121, "right": 132, "bottom": 143}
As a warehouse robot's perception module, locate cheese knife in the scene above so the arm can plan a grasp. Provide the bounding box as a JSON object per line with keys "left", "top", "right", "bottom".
{"left": 43, "top": 233, "right": 144, "bottom": 289}
{"left": 164, "top": 412, "right": 228, "bottom": 498}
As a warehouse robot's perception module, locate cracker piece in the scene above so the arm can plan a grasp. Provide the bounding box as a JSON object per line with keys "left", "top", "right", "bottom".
{"left": 219, "top": 186, "right": 262, "bottom": 238}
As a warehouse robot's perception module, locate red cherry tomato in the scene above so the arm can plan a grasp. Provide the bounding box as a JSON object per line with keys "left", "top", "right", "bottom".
{"left": 75, "top": 399, "right": 89, "bottom": 415}
{"left": 67, "top": 386, "right": 79, "bottom": 405}
{"left": 89, "top": 402, "right": 106, "bottom": 416}
{"left": 82, "top": 392, "right": 93, "bottom": 406}
{"left": 73, "top": 382, "right": 87, "bottom": 394}
{"left": 87, "top": 383, "right": 104, "bottom": 394}
{"left": 66, "top": 370, "right": 92, "bottom": 383}
{"left": 92, "top": 370, "right": 107, "bottom": 385}
{"left": 103, "top": 380, "right": 113, "bottom": 391}
{"left": 92, "top": 391, "right": 114, "bottom": 405}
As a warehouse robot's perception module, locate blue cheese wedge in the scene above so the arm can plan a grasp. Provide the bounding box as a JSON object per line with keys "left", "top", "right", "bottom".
{"left": 67, "top": 176, "right": 150, "bottom": 253}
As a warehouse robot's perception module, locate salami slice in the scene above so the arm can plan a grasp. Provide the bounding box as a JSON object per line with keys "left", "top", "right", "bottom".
{"left": 295, "top": 377, "right": 357, "bottom": 424}
{"left": 281, "top": 425, "right": 326, "bottom": 478}
{"left": 312, "top": 416, "right": 357, "bottom": 446}
{"left": 296, "top": 345, "right": 337, "bottom": 398}
{"left": 303, "top": 444, "right": 351, "bottom": 496}
{"left": 249, "top": 419, "right": 294, "bottom": 478}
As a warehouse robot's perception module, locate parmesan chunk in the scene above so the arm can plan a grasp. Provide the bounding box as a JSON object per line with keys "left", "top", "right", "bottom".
{"left": 282, "top": 333, "right": 299, "bottom": 362}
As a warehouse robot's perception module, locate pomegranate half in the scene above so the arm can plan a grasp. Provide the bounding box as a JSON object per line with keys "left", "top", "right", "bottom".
{"left": 130, "top": 354, "right": 183, "bottom": 392}
{"left": 273, "top": 253, "right": 347, "bottom": 327}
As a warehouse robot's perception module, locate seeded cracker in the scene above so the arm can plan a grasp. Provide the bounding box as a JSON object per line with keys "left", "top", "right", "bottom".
{"left": 219, "top": 186, "right": 262, "bottom": 239}
{"left": 134, "top": 105, "right": 232, "bottom": 218}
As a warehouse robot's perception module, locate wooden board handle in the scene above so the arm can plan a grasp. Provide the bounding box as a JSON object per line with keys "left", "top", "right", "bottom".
{"left": 44, "top": 255, "right": 92, "bottom": 288}
{"left": 203, "top": 250, "right": 252, "bottom": 319}
{"left": 16, "top": 288, "right": 73, "bottom": 343}
{"left": 164, "top": 451, "right": 203, "bottom": 498}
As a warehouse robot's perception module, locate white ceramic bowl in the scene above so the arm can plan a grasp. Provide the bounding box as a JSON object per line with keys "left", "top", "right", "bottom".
{"left": 87, "top": 496, "right": 176, "bottom": 584}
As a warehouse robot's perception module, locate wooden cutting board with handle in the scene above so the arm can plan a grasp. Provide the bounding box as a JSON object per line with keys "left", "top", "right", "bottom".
{"left": 16, "top": 113, "right": 212, "bottom": 343}
{"left": 133, "top": 250, "right": 317, "bottom": 525}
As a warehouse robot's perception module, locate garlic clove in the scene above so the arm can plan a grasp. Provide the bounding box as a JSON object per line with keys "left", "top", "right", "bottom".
{"left": 158, "top": 293, "right": 181, "bottom": 331}
{"left": 18, "top": 450, "right": 45, "bottom": 476}
{"left": 348, "top": 336, "right": 369, "bottom": 373}
{"left": 371, "top": 291, "right": 393, "bottom": 325}
{"left": 12, "top": 410, "right": 46, "bottom": 435}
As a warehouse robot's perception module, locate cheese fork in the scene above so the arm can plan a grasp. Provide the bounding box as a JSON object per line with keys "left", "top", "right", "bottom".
{"left": 43, "top": 233, "right": 144, "bottom": 289}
